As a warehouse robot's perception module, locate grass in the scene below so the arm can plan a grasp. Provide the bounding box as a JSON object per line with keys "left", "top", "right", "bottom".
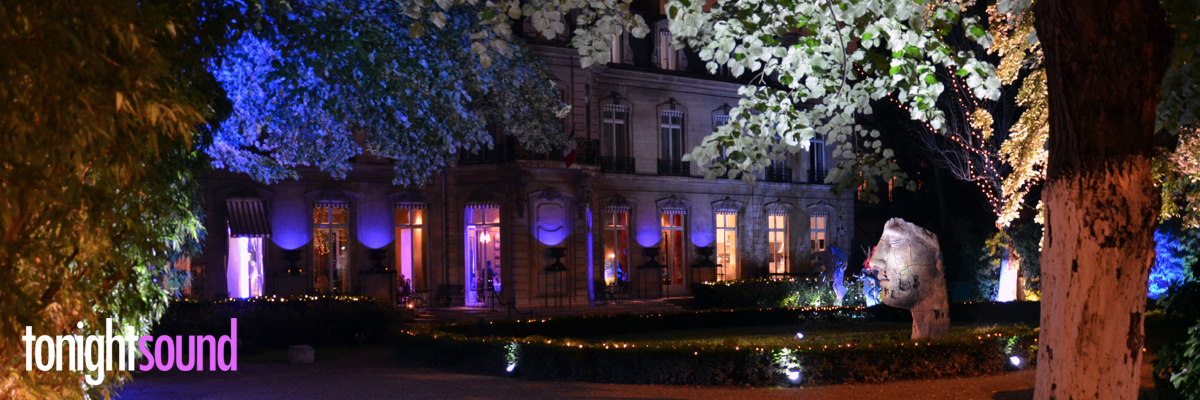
{"left": 567, "top": 321, "right": 1037, "bottom": 349}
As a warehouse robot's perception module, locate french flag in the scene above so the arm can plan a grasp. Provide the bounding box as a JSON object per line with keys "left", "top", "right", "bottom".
{"left": 563, "top": 128, "right": 577, "bottom": 167}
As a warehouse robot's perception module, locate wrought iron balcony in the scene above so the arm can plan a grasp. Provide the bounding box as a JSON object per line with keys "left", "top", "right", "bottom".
{"left": 657, "top": 159, "right": 691, "bottom": 177}
{"left": 809, "top": 168, "right": 828, "bottom": 184}
{"left": 600, "top": 156, "right": 636, "bottom": 173}
{"left": 574, "top": 138, "right": 600, "bottom": 165}
{"left": 764, "top": 165, "right": 793, "bottom": 183}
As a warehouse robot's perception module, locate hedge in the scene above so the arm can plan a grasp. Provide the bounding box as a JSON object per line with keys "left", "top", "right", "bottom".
{"left": 690, "top": 279, "right": 859, "bottom": 309}
{"left": 395, "top": 307, "right": 1038, "bottom": 387}
{"left": 153, "top": 295, "right": 401, "bottom": 351}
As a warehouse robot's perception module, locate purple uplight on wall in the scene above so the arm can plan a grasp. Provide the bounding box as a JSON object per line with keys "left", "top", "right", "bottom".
{"left": 357, "top": 190, "right": 393, "bottom": 249}
{"left": 271, "top": 184, "right": 310, "bottom": 250}
{"left": 533, "top": 201, "right": 570, "bottom": 246}
{"left": 691, "top": 230, "right": 714, "bottom": 247}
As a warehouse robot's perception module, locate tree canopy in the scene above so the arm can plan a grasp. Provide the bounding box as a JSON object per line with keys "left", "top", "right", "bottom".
{"left": 209, "top": 0, "right": 569, "bottom": 186}
{"left": 0, "top": 0, "right": 223, "bottom": 396}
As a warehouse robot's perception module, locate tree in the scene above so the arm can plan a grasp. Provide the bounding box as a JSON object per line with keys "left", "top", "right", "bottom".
{"left": 1031, "top": 0, "right": 1172, "bottom": 396}
{"left": 209, "top": 0, "right": 569, "bottom": 185}
{"left": 0, "top": 0, "right": 229, "bottom": 397}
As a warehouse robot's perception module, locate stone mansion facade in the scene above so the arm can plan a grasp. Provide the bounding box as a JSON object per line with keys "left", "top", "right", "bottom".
{"left": 184, "top": 14, "right": 855, "bottom": 308}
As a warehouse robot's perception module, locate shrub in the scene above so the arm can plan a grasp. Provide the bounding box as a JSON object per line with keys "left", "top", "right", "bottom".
{"left": 1152, "top": 282, "right": 1200, "bottom": 399}
{"left": 152, "top": 295, "right": 401, "bottom": 351}
{"left": 690, "top": 278, "right": 868, "bottom": 310}
{"left": 395, "top": 309, "right": 1037, "bottom": 387}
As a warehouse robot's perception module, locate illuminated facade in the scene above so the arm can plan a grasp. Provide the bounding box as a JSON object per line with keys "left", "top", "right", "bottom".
{"left": 189, "top": 14, "right": 854, "bottom": 307}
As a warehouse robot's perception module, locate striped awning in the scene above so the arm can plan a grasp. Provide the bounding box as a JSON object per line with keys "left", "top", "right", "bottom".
{"left": 314, "top": 201, "right": 349, "bottom": 209}
{"left": 767, "top": 207, "right": 790, "bottom": 215}
{"left": 395, "top": 202, "right": 428, "bottom": 210}
{"left": 226, "top": 199, "right": 271, "bottom": 238}
{"left": 604, "top": 196, "right": 631, "bottom": 214}
{"left": 713, "top": 198, "right": 739, "bottom": 214}
{"left": 466, "top": 200, "right": 500, "bottom": 209}
{"left": 660, "top": 196, "right": 687, "bottom": 215}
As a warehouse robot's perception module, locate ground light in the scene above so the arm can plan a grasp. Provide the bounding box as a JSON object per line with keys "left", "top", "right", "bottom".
{"left": 795, "top": 332, "right": 804, "bottom": 340}
{"left": 1009, "top": 356, "right": 1020, "bottom": 366}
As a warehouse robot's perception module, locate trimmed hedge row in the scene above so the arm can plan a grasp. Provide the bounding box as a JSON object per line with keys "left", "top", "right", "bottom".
{"left": 690, "top": 279, "right": 857, "bottom": 309}
{"left": 436, "top": 307, "right": 866, "bottom": 338}
{"left": 153, "top": 295, "right": 401, "bottom": 350}
{"left": 395, "top": 307, "right": 1038, "bottom": 386}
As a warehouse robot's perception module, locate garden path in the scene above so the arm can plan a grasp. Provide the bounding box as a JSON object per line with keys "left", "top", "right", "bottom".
{"left": 116, "top": 347, "right": 1157, "bottom": 400}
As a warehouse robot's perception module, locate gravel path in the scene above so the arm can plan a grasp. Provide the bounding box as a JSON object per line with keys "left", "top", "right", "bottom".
{"left": 116, "top": 348, "right": 1157, "bottom": 400}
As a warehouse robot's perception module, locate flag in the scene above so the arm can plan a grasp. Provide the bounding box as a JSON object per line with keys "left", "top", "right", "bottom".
{"left": 563, "top": 128, "right": 577, "bottom": 167}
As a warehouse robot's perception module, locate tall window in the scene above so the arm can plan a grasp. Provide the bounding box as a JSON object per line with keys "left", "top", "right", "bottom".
{"left": 715, "top": 212, "right": 738, "bottom": 281}
{"left": 603, "top": 212, "right": 630, "bottom": 285}
{"left": 660, "top": 110, "right": 684, "bottom": 161}
{"left": 609, "top": 34, "right": 626, "bottom": 64}
{"left": 227, "top": 235, "right": 263, "bottom": 298}
{"left": 226, "top": 198, "right": 268, "bottom": 298}
{"left": 768, "top": 214, "right": 789, "bottom": 277}
{"left": 395, "top": 205, "right": 427, "bottom": 292}
{"left": 465, "top": 206, "right": 501, "bottom": 306}
{"left": 660, "top": 213, "right": 686, "bottom": 286}
{"left": 809, "top": 137, "right": 826, "bottom": 183}
{"left": 810, "top": 212, "right": 828, "bottom": 252}
{"left": 657, "top": 28, "right": 677, "bottom": 70}
{"left": 602, "top": 104, "right": 628, "bottom": 158}
{"left": 313, "top": 203, "right": 351, "bottom": 294}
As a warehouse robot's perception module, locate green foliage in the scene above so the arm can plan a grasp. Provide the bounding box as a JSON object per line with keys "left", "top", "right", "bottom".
{"left": 151, "top": 296, "right": 402, "bottom": 350}
{"left": 690, "top": 279, "right": 865, "bottom": 310}
{"left": 1152, "top": 282, "right": 1200, "bottom": 399}
{"left": 0, "top": 0, "right": 230, "bottom": 397}
{"left": 396, "top": 310, "right": 1038, "bottom": 386}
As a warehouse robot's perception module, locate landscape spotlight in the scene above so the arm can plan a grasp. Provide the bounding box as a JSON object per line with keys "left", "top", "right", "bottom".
{"left": 1009, "top": 356, "right": 1021, "bottom": 367}
{"left": 795, "top": 332, "right": 804, "bottom": 340}
{"left": 506, "top": 363, "right": 516, "bottom": 373}
{"left": 787, "top": 368, "right": 801, "bottom": 383}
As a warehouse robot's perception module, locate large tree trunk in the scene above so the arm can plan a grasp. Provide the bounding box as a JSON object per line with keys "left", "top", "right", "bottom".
{"left": 1033, "top": 0, "right": 1171, "bottom": 398}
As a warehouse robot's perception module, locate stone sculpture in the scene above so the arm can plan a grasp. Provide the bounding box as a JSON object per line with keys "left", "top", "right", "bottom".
{"left": 809, "top": 246, "right": 848, "bottom": 306}
{"left": 868, "top": 218, "right": 950, "bottom": 339}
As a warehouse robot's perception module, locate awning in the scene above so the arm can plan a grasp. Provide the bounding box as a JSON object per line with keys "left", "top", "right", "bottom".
{"left": 395, "top": 202, "right": 428, "bottom": 210}
{"left": 227, "top": 199, "right": 271, "bottom": 238}
{"left": 604, "top": 196, "right": 631, "bottom": 215}
{"left": 466, "top": 200, "right": 500, "bottom": 209}
{"left": 713, "top": 198, "right": 739, "bottom": 214}
{"left": 314, "top": 201, "right": 349, "bottom": 209}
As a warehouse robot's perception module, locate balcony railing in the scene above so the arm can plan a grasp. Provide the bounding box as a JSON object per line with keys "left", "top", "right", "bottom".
{"left": 764, "top": 166, "right": 792, "bottom": 183}
{"left": 600, "top": 156, "right": 636, "bottom": 173}
{"left": 458, "top": 144, "right": 507, "bottom": 165}
{"left": 809, "top": 168, "right": 828, "bottom": 184}
{"left": 657, "top": 159, "right": 691, "bottom": 177}
{"left": 575, "top": 138, "right": 600, "bottom": 166}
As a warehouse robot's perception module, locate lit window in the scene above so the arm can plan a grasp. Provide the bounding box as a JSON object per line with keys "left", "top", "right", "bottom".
{"left": 660, "top": 110, "right": 684, "bottom": 161}
{"left": 660, "top": 213, "right": 686, "bottom": 286}
{"left": 603, "top": 212, "right": 630, "bottom": 285}
{"left": 314, "top": 203, "right": 351, "bottom": 294}
{"left": 810, "top": 212, "right": 828, "bottom": 252}
{"left": 768, "top": 214, "right": 789, "bottom": 277}
{"left": 227, "top": 234, "right": 264, "bottom": 298}
{"left": 395, "top": 205, "right": 427, "bottom": 292}
{"left": 602, "top": 104, "right": 628, "bottom": 158}
{"left": 465, "top": 206, "right": 501, "bottom": 306}
{"left": 715, "top": 212, "right": 738, "bottom": 281}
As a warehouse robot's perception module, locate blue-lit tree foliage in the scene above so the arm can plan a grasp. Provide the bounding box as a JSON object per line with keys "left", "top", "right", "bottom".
{"left": 1150, "top": 226, "right": 1198, "bottom": 299}
{"left": 210, "top": 0, "right": 568, "bottom": 185}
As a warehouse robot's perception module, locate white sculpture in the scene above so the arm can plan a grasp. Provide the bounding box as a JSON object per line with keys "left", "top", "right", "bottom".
{"left": 868, "top": 218, "right": 950, "bottom": 339}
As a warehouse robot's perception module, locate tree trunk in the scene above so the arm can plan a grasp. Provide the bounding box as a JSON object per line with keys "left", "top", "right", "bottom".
{"left": 1033, "top": 0, "right": 1170, "bottom": 398}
